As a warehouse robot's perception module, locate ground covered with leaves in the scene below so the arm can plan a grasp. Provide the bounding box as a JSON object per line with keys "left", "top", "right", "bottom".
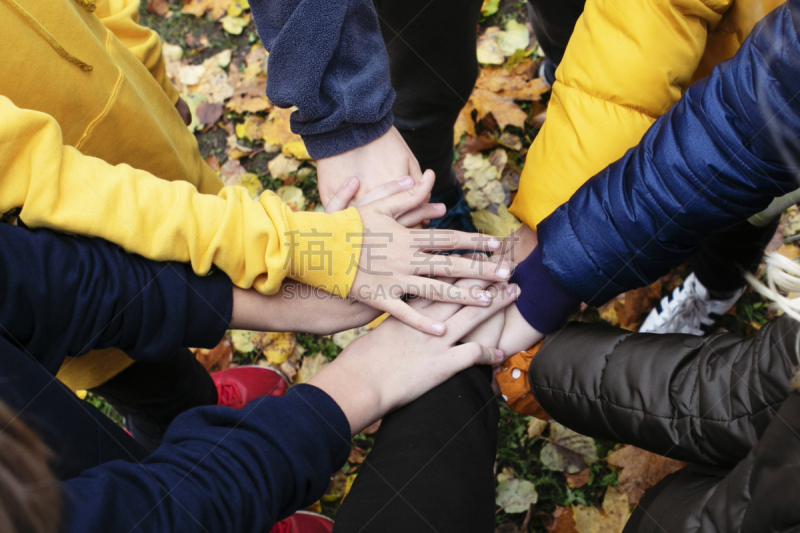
{"left": 80, "top": 0, "right": 800, "bottom": 531}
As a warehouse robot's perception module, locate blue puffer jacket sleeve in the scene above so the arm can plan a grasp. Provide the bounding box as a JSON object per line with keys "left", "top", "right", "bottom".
{"left": 0, "top": 223, "right": 232, "bottom": 374}
{"left": 250, "top": 0, "right": 395, "bottom": 159}
{"left": 536, "top": 0, "right": 800, "bottom": 306}
{"left": 62, "top": 384, "right": 351, "bottom": 533}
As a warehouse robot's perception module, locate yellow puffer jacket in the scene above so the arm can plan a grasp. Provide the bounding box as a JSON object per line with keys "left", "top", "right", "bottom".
{"left": 509, "top": 0, "right": 785, "bottom": 228}
{"left": 1, "top": 0, "right": 362, "bottom": 389}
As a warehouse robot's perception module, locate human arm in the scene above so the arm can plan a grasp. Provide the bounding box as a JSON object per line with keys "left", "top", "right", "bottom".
{"left": 535, "top": 0, "right": 800, "bottom": 307}
{"left": 0, "top": 223, "right": 230, "bottom": 375}
{"left": 0, "top": 98, "right": 509, "bottom": 335}
{"left": 94, "top": 0, "right": 180, "bottom": 104}
{"left": 528, "top": 317, "right": 798, "bottom": 466}
{"left": 248, "top": 0, "right": 419, "bottom": 206}
{"left": 509, "top": 0, "right": 731, "bottom": 228}
{"left": 61, "top": 283, "right": 517, "bottom": 533}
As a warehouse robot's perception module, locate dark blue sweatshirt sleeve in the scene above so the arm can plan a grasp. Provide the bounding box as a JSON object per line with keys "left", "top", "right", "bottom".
{"left": 523, "top": 0, "right": 800, "bottom": 317}
{"left": 0, "top": 224, "right": 232, "bottom": 375}
{"left": 61, "top": 384, "right": 351, "bottom": 533}
{"left": 250, "top": 0, "right": 395, "bottom": 159}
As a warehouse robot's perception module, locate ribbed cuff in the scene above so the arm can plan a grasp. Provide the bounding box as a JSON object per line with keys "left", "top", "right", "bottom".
{"left": 301, "top": 114, "right": 394, "bottom": 159}
{"left": 510, "top": 246, "right": 580, "bottom": 333}
{"left": 182, "top": 269, "right": 233, "bottom": 349}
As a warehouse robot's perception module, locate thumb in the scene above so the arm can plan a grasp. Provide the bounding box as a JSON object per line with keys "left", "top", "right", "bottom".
{"left": 325, "top": 177, "right": 360, "bottom": 214}
{"left": 443, "top": 342, "right": 505, "bottom": 371}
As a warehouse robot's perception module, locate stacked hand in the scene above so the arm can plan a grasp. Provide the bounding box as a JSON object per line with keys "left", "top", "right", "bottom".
{"left": 342, "top": 170, "right": 513, "bottom": 335}
{"left": 309, "top": 278, "right": 520, "bottom": 435}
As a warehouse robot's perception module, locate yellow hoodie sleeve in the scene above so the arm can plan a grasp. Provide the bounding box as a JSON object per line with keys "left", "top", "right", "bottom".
{"left": 0, "top": 96, "right": 363, "bottom": 296}
{"left": 93, "top": 0, "right": 180, "bottom": 104}
{"left": 509, "top": 0, "right": 732, "bottom": 228}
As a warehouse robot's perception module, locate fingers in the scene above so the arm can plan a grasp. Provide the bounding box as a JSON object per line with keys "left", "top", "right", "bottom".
{"left": 412, "top": 255, "right": 513, "bottom": 282}
{"left": 414, "top": 230, "right": 501, "bottom": 253}
{"left": 441, "top": 343, "right": 505, "bottom": 373}
{"left": 396, "top": 203, "right": 446, "bottom": 227}
{"left": 443, "top": 283, "right": 520, "bottom": 342}
{"left": 371, "top": 169, "right": 436, "bottom": 218}
{"left": 379, "top": 297, "right": 447, "bottom": 336}
{"left": 325, "top": 177, "right": 360, "bottom": 214}
{"left": 356, "top": 175, "right": 416, "bottom": 207}
{"left": 406, "top": 278, "right": 494, "bottom": 307}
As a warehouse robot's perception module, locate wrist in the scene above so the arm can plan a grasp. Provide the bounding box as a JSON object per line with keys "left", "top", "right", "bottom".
{"left": 308, "top": 358, "right": 383, "bottom": 436}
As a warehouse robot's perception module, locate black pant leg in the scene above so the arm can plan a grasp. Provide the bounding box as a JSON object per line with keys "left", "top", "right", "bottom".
{"left": 527, "top": 0, "right": 586, "bottom": 65}
{"left": 0, "top": 338, "right": 147, "bottom": 480}
{"left": 91, "top": 348, "right": 218, "bottom": 453}
{"left": 374, "top": 0, "right": 484, "bottom": 196}
{"left": 334, "top": 366, "right": 499, "bottom": 533}
{"left": 691, "top": 218, "right": 781, "bottom": 296}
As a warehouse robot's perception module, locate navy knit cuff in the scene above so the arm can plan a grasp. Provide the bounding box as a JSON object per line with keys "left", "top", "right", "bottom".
{"left": 301, "top": 113, "right": 394, "bottom": 159}
{"left": 182, "top": 269, "right": 233, "bottom": 349}
{"left": 510, "top": 246, "right": 581, "bottom": 334}
{"left": 288, "top": 384, "right": 351, "bottom": 468}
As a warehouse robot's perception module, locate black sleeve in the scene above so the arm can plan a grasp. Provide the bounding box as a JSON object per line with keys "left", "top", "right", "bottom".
{"left": 530, "top": 317, "right": 799, "bottom": 466}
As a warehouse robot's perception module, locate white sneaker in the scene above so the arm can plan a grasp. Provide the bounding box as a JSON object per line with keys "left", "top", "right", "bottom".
{"left": 639, "top": 273, "right": 745, "bottom": 335}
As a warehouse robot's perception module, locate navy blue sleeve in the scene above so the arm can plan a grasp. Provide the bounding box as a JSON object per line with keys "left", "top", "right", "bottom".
{"left": 535, "top": 0, "right": 800, "bottom": 308}
{"left": 61, "top": 384, "right": 351, "bottom": 533}
{"left": 0, "top": 224, "right": 232, "bottom": 375}
{"left": 250, "top": 0, "right": 395, "bottom": 159}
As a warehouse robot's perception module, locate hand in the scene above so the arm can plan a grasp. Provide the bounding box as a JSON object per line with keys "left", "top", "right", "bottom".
{"left": 499, "top": 223, "right": 538, "bottom": 265}
{"left": 496, "top": 304, "right": 544, "bottom": 356}
{"left": 326, "top": 174, "right": 445, "bottom": 228}
{"left": 352, "top": 171, "right": 513, "bottom": 335}
{"left": 317, "top": 127, "right": 422, "bottom": 208}
{"left": 230, "top": 281, "right": 380, "bottom": 335}
{"left": 309, "top": 282, "right": 520, "bottom": 435}
{"left": 175, "top": 97, "right": 192, "bottom": 126}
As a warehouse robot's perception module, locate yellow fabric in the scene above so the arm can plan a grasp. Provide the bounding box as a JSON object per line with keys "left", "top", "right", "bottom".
{"left": 94, "top": 0, "right": 180, "bottom": 103}
{"left": 509, "top": 0, "right": 769, "bottom": 228}
{"left": 0, "top": 1, "right": 364, "bottom": 389}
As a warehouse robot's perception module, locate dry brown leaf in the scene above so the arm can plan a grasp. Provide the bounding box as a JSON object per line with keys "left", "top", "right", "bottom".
{"left": 476, "top": 67, "right": 549, "bottom": 101}
{"left": 454, "top": 101, "right": 476, "bottom": 145}
{"left": 471, "top": 205, "right": 522, "bottom": 238}
{"left": 348, "top": 446, "right": 367, "bottom": 465}
{"left": 471, "top": 88, "right": 527, "bottom": 130}
{"left": 565, "top": 469, "right": 591, "bottom": 489}
{"left": 606, "top": 445, "right": 685, "bottom": 505}
{"left": 219, "top": 158, "right": 246, "bottom": 185}
{"left": 614, "top": 282, "right": 662, "bottom": 331}
{"left": 777, "top": 243, "right": 800, "bottom": 260}
{"left": 261, "top": 107, "right": 304, "bottom": 149}
{"left": 547, "top": 506, "right": 578, "bottom": 533}
{"left": 527, "top": 418, "right": 548, "bottom": 439}
{"left": 464, "top": 133, "right": 499, "bottom": 153}
{"left": 182, "top": 0, "right": 230, "bottom": 19}
{"left": 205, "top": 154, "right": 220, "bottom": 172}
{"left": 277, "top": 343, "right": 304, "bottom": 383}
{"left": 268, "top": 154, "right": 301, "bottom": 181}
{"left": 196, "top": 101, "right": 223, "bottom": 125}
{"left": 147, "top": 0, "right": 169, "bottom": 15}
{"left": 323, "top": 471, "right": 346, "bottom": 501}
{"left": 572, "top": 486, "right": 631, "bottom": 533}
{"left": 184, "top": 33, "right": 210, "bottom": 50}
{"left": 477, "top": 27, "right": 504, "bottom": 65}
{"left": 192, "top": 336, "right": 232, "bottom": 373}
{"left": 295, "top": 352, "right": 328, "bottom": 384}
{"left": 260, "top": 332, "right": 297, "bottom": 365}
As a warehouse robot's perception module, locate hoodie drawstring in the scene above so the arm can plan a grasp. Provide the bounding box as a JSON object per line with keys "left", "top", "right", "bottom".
{"left": 2, "top": 0, "right": 94, "bottom": 71}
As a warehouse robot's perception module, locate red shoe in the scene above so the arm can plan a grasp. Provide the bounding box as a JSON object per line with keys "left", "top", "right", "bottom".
{"left": 270, "top": 511, "right": 334, "bottom": 533}
{"left": 212, "top": 365, "right": 289, "bottom": 409}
